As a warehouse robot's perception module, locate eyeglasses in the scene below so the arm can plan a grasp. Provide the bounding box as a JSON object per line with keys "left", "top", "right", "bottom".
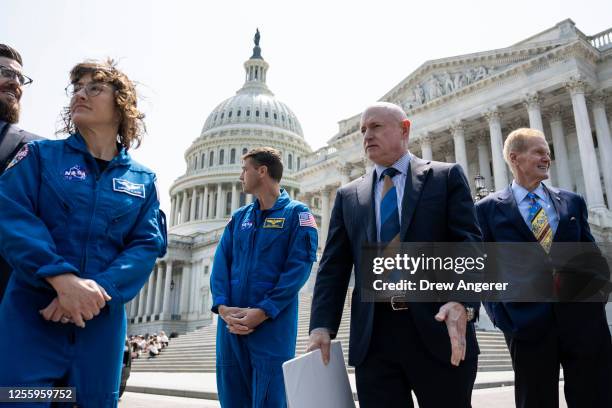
{"left": 0, "top": 65, "right": 33, "bottom": 86}
{"left": 65, "top": 82, "right": 113, "bottom": 98}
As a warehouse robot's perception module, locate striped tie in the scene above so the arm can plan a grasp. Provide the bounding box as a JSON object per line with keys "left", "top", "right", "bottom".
{"left": 527, "top": 192, "right": 552, "bottom": 253}
{"left": 379, "top": 168, "right": 400, "bottom": 243}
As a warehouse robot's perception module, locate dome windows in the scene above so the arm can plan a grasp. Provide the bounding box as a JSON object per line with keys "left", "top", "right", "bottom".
{"left": 230, "top": 148, "right": 236, "bottom": 164}
{"left": 209, "top": 151, "right": 215, "bottom": 167}
{"left": 219, "top": 149, "right": 225, "bottom": 165}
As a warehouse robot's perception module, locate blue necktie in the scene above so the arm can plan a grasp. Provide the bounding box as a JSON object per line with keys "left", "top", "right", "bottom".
{"left": 379, "top": 168, "right": 400, "bottom": 243}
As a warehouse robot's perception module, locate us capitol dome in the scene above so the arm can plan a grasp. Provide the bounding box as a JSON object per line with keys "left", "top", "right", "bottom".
{"left": 167, "top": 30, "right": 313, "bottom": 236}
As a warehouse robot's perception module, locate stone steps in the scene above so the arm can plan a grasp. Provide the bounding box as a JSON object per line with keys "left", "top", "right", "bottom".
{"left": 133, "top": 295, "right": 512, "bottom": 373}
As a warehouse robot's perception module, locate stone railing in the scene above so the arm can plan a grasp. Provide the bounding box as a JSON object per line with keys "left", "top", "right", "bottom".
{"left": 588, "top": 27, "right": 612, "bottom": 51}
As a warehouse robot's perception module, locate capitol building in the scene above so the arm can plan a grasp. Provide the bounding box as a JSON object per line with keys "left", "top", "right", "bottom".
{"left": 128, "top": 20, "right": 612, "bottom": 334}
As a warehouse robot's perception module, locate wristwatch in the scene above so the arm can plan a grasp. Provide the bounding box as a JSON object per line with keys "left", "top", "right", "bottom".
{"left": 464, "top": 306, "right": 475, "bottom": 322}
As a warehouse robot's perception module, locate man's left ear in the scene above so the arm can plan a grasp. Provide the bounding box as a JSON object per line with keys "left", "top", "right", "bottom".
{"left": 402, "top": 119, "right": 411, "bottom": 134}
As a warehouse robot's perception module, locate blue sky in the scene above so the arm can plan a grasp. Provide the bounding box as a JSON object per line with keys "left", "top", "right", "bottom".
{"left": 2, "top": 0, "right": 610, "bottom": 211}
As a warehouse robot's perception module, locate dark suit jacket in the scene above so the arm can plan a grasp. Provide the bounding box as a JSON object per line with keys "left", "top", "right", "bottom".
{"left": 475, "top": 185, "right": 610, "bottom": 340}
{"left": 309, "top": 155, "right": 482, "bottom": 366}
{"left": 0, "top": 124, "right": 44, "bottom": 301}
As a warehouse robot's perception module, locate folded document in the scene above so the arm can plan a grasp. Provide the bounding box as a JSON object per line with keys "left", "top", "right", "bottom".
{"left": 282, "top": 341, "right": 355, "bottom": 408}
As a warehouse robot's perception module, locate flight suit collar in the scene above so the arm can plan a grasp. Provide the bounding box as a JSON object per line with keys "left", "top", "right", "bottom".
{"left": 66, "top": 133, "right": 131, "bottom": 167}
{"left": 252, "top": 189, "right": 290, "bottom": 212}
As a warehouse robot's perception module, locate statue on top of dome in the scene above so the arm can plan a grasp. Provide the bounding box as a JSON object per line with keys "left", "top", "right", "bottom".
{"left": 251, "top": 29, "right": 263, "bottom": 59}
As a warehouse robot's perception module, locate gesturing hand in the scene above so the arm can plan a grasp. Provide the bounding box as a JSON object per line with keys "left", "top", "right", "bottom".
{"left": 46, "top": 274, "right": 111, "bottom": 328}
{"left": 435, "top": 301, "right": 468, "bottom": 366}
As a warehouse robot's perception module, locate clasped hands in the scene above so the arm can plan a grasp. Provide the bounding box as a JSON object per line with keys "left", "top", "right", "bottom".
{"left": 218, "top": 305, "right": 268, "bottom": 335}
{"left": 39, "top": 273, "right": 111, "bottom": 328}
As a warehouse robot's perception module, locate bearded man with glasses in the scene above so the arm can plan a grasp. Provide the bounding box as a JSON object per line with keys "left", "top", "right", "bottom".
{"left": 0, "top": 43, "right": 43, "bottom": 303}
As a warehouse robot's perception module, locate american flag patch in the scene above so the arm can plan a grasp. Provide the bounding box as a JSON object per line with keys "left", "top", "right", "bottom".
{"left": 298, "top": 212, "right": 317, "bottom": 228}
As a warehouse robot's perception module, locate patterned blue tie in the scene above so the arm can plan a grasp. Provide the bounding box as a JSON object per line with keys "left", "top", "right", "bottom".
{"left": 379, "top": 168, "right": 400, "bottom": 243}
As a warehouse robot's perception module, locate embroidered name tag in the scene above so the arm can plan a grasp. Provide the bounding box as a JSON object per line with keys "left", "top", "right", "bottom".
{"left": 113, "top": 178, "right": 145, "bottom": 198}
{"left": 63, "top": 165, "right": 87, "bottom": 181}
{"left": 263, "top": 217, "right": 285, "bottom": 229}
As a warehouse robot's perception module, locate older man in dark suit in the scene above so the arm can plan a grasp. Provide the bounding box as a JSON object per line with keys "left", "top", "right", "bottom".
{"left": 475, "top": 128, "right": 612, "bottom": 408}
{"left": 307, "top": 102, "right": 482, "bottom": 407}
{"left": 0, "top": 44, "right": 43, "bottom": 302}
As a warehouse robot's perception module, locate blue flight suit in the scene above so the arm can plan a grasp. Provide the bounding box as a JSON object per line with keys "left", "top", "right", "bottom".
{"left": 211, "top": 189, "right": 318, "bottom": 408}
{"left": 0, "top": 134, "right": 167, "bottom": 407}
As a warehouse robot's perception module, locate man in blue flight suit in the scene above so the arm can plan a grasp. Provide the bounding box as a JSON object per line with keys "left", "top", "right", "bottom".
{"left": 211, "top": 147, "right": 318, "bottom": 408}
{"left": 0, "top": 132, "right": 167, "bottom": 407}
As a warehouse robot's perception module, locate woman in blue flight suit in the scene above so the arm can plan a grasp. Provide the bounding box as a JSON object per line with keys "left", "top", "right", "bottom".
{"left": 0, "top": 60, "right": 166, "bottom": 408}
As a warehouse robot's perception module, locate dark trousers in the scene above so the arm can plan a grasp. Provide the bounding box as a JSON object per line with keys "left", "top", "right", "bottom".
{"left": 505, "top": 315, "right": 612, "bottom": 408}
{"left": 355, "top": 303, "right": 477, "bottom": 408}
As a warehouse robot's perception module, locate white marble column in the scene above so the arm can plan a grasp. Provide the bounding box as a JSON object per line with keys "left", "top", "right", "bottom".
{"left": 179, "top": 263, "right": 191, "bottom": 315}
{"left": 172, "top": 195, "right": 180, "bottom": 226}
{"left": 592, "top": 93, "right": 612, "bottom": 208}
{"left": 247, "top": 193, "right": 253, "bottom": 203}
{"left": 451, "top": 122, "right": 468, "bottom": 174}
{"left": 485, "top": 109, "right": 509, "bottom": 191}
{"left": 137, "top": 283, "right": 146, "bottom": 319}
{"left": 170, "top": 196, "right": 177, "bottom": 227}
{"left": 320, "top": 187, "right": 331, "bottom": 247}
{"left": 475, "top": 133, "right": 493, "bottom": 190}
{"left": 189, "top": 261, "right": 202, "bottom": 314}
{"left": 144, "top": 269, "right": 155, "bottom": 317}
{"left": 231, "top": 183, "right": 238, "bottom": 211}
{"left": 216, "top": 184, "right": 223, "bottom": 218}
{"left": 161, "top": 261, "right": 173, "bottom": 319}
{"left": 548, "top": 106, "right": 573, "bottom": 191}
{"left": 198, "top": 190, "right": 206, "bottom": 220}
{"left": 180, "top": 190, "right": 189, "bottom": 224}
{"left": 153, "top": 264, "right": 164, "bottom": 315}
{"left": 420, "top": 134, "right": 433, "bottom": 161}
{"left": 567, "top": 78, "right": 606, "bottom": 210}
{"left": 524, "top": 93, "right": 545, "bottom": 133}
{"left": 339, "top": 164, "right": 351, "bottom": 185}
{"left": 189, "top": 188, "right": 197, "bottom": 222}
{"left": 208, "top": 187, "right": 215, "bottom": 219}
{"left": 129, "top": 297, "right": 138, "bottom": 319}
{"left": 201, "top": 187, "right": 208, "bottom": 220}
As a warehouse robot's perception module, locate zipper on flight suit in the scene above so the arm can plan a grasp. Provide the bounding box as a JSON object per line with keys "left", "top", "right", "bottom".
{"left": 79, "top": 156, "right": 117, "bottom": 275}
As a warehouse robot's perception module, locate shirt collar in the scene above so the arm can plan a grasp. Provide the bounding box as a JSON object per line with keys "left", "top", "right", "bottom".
{"left": 374, "top": 151, "right": 411, "bottom": 180}
{"left": 511, "top": 180, "right": 547, "bottom": 203}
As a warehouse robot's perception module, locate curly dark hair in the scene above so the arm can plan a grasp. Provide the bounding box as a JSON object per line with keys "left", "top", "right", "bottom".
{"left": 59, "top": 59, "right": 145, "bottom": 149}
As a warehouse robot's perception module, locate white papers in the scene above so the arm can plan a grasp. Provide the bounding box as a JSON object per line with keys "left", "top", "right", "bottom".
{"left": 282, "top": 341, "right": 356, "bottom": 408}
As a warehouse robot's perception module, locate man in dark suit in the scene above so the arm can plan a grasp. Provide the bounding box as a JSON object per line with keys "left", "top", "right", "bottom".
{"left": 0, "top": 44, "right": 43, "bottom": 302}
{"left": 307, "top": 102, "right": 482, "bottom": 407}
{"left": 475, "top": 127, "right": 612, "bottom": 408}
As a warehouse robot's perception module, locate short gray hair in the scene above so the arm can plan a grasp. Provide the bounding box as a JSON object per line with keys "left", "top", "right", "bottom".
{"left": 503, "top": 128, "right": 546, "bottom": 166}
